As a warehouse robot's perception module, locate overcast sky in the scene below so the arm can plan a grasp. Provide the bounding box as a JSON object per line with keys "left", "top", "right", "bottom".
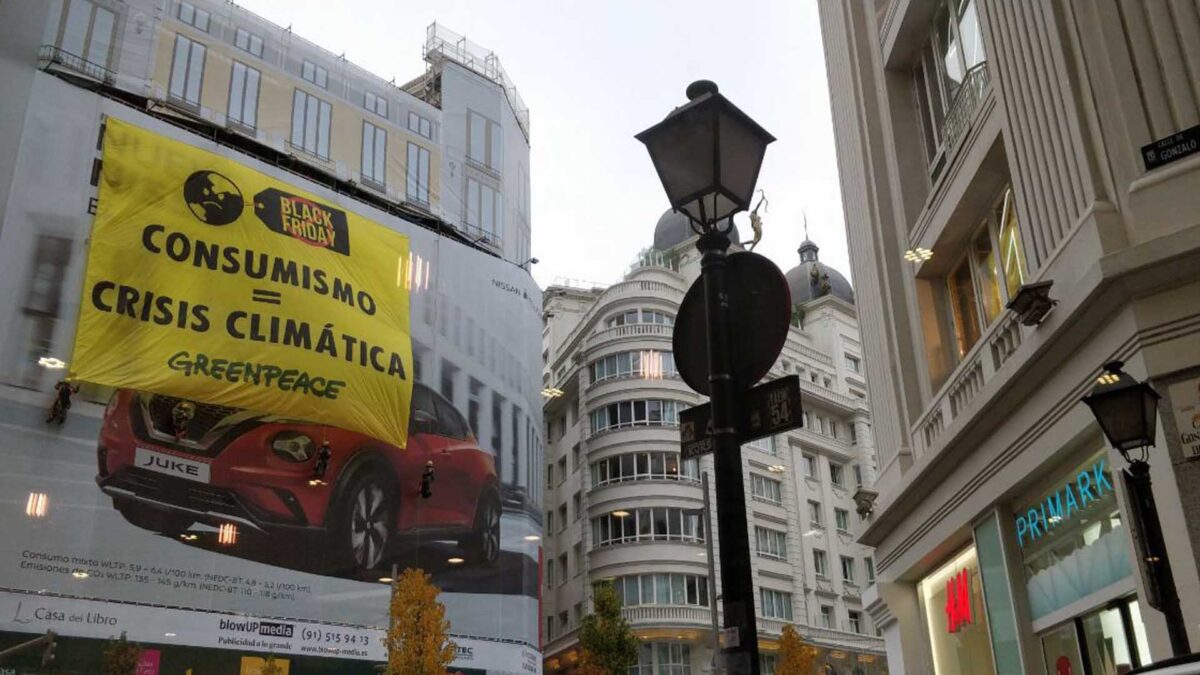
{"left": 234, "top": 0, "right": 850, "bottom": 290}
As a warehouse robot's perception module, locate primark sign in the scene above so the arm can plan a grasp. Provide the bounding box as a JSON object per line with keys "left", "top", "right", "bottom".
{"left": 1015, "top": 458, "right": 1114, "bottom": 548}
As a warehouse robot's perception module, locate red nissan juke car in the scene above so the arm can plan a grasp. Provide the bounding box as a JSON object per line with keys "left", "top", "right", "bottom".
{"left": 95, "top": 383, "right": 501, "bottom": 572}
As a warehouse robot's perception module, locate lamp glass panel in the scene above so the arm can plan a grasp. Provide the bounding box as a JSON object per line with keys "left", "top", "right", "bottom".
{"left": 716, "top": 105, "right": 769, "bottom": 214}
{"left": 640, "top": 104, "right": 715, "bottom": 221}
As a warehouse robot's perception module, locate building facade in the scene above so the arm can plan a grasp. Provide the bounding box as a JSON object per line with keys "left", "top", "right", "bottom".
{"left": 0, "top": 1, "right": 544, "bottom": 671}
{"left": 819, "top": 0, "right": 1200, "bottom": 673}
{"left": 540, "top": 211, "right": 888, "bottom": 674}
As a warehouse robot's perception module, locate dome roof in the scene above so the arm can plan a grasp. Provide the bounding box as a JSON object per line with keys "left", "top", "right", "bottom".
{"left": 785, "top": 239, "right": 855, "bottom": 305}
{"left": 653, "top": 209, "right": 742, "bottom": 251}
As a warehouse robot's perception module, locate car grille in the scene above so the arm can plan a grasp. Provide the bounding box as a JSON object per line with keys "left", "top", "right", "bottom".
{"left": 145, "top": 394, "right": 241, "bottom": 443}
{"left": 103, "top": 468, "right": 305, "bottom": 527}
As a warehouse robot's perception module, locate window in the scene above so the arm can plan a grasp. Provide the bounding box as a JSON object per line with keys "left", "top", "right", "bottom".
{"left": 592, "top": 508, "right": 703, "bottom": 547}
{"left": 743, "top": 435, "right": 776, "bottom": 455}
{"left": 363, "top": 91, "right": 388, "bottom": 118}
{"left": 572, "top": 492, "right": 581, "bottom": 521}
{"left": 18, "top": 236, "right": 72, "bottom": 387}
{"left": 545, "top": 463, "right": 553, "bottom": 488}
{"left": 841, "top": 555, "right": 856, "bottom": 583}
{"left": 851, "top": 424, "right": 859, "bottom": 445}
{"left": 58, "top": 0, "right": 117, "bottom": 69}
{"left": 227, "top": 61, "right": 260, "bottom": 129}
{"left": 301, "top": 59, "right": 327, "bottom": 88}
{"left": 557, "top": 553, "right": 567, "bottom": 586}
{"left": 829, "top": 462, "right": 845, "bottom": 487}
{"left": 820, "top": 604, "right": 834, "bottom": 628}
{"left": 761, "top": 654, "right": 778, "bottom": 675}
{"left": 754, "top": 526, "right": 787, "bottom": 561}
{"left": 556, "top": 457, "right": 567, "bottom": 484}
{"left": 406, "top": 143, "right": 431, "bottom": 206}
{"left": 467, "top": 110, "right": 502, "bottom": 171}
{"left": 609, "top": 573, "right": 709, "bottom": 607}
{"left": 546, "top": 616, "right": 554, "bottom": 640}
{"left": 177, "top": 1, "right": 209, "bottom": 31}
{"left": 849, "top": 610, "right": 863, "bottom": 633}
{"left": 853, "top": 463, "right": 864, "bottom": 485}
{"left": 631, "top": 643, "right": 691, "bottom": 675}
{"left": 408, "top": 111, "right": 433, "bottom": 140}
{"left": 168, "top": 34, "right": 206, "bottom": 107}
{"left": 845, "top": 354, "right": 861, "bottom": 373}
{"left": 558, "top": 504, "right": 567, "bottom": 532}
{"left": 466, "top": 177, "right": 503, "bottom": 241}
{"left": 290, "top": 89, "right": 332, "bottom": 159}
{"left": 750, "top": 474, "right": 783, "bottom": 505}
{"left": 808, "top": 500, "right": 823, "bottom": 528}
{"left": 589, "top": 399, "right": 683, "bottom": 433}
{"left": 589, "top": 350, "right": 678, "bottom": 383}
{"left": 803, "top": 454, "right": 818, "bottom": 479}
{"left": 946, "top": 186, "right": 1028, "bottom": 359}
{"left": 835, "top": 508, "right": 851, "bottom": 533}
{"left": 545, "top": 557, "right": 555, "bottom": 587}
{"left": 760, "top": 589, "right": 793, "bottom": 620}
{"left": 590, "top": 451, "right": 699, "bottom": 486}
{"left": 572, "top": 443, "right": 581, "bottom": 470}
{"left": 865, "top": 556, "right": 876, "bottom": 584}
{"left": 912, "top": 0, "right": 986, "bottom": 169}
{"left": 606, "top": 309, "right": 673, "bottom": 327}
{"left": 573, "top": 543, "right": 582, "bottom": 575}
{"left": 234, "top": 27, "right": 263, "bottom": 57}
{"left": 813, "top": 549, "right": 828, "bottom": 578}
{"left": 545, "top": 510, "right": 554, "bottom": 534}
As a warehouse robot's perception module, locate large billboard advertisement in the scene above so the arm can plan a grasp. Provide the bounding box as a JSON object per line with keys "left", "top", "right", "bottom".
{"left": 0, "top": 90, "right": 542, "bottom": 674}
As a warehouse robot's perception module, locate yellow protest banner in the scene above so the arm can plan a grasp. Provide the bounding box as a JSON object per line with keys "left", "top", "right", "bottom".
{"left": 71, "top": 118, "right": 412, "bottom": 447}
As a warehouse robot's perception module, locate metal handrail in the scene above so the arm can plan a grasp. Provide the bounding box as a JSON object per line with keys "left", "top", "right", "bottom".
{"left": 941, "top": 62, "right": 990, "bottom": 151}
{"left": 38, "top": 45, "right": 115, "bottom": 85}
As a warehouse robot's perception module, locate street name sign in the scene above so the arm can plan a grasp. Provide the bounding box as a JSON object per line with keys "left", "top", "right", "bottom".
{"left": 679, "top": 375, "right": 803, "bottom": 459}
{"left": 1141, "top": 124, "right": 1200, "bottom": 171}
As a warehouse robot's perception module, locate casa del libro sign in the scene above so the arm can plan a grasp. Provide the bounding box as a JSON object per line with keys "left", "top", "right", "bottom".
{"left": 1015, "top": 457, "right": 1115, "bottom": 548}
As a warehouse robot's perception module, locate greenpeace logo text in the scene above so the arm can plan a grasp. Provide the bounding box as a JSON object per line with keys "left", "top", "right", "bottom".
{"left": 218, "top": 618, "right": 295, "bottom": 638}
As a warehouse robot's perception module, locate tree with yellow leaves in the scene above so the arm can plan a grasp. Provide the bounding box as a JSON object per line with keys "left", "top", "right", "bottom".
{"left": 386, "top": 568, "right": 458, "bottom": 674}
{"left": 777, "top": 624, "right": 818, "bottom": 675}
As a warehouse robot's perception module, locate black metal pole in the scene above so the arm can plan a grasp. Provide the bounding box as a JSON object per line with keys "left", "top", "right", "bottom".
{"left": 1124, "top": 459, "right": 1190, "bottom": 656}
{"left": 698, "top": 229, "right": 760, "bottom": 674}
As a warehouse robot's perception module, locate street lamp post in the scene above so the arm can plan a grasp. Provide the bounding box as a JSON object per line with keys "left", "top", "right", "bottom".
{"left": 1082, "top": 360, "right": 1190, "bottom": 656}
{"left": 637, "top": 80, "right": 775, "bottom": 675}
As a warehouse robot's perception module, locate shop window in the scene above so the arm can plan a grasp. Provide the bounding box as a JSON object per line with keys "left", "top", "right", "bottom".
{"left": 919, "top": 547, "right": 995, "bottom": 675}
{"left": 632, "top": 643, "right": 691, "bottom": 675}
{"left": 1016, "top": 451, "right": 1130, "bottom": 620}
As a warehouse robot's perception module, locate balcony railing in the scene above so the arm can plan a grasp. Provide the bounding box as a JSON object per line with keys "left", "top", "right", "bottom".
{"left": 914, "top": 311, "right": 1024, "bottom": 455}
{"left": 942, "top": 62, "right": 991, "bottom": 152}
{"left": 38, "top": 45, "right": 115, "bottom": 85}
{"left": 623, "top": 605, "right": 711, "bottom": 626}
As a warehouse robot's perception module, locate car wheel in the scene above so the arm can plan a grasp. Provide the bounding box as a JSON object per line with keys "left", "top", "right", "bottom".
{"left": 336, "top": 473, "right": 393, "bottom": 572}
{"left": 115, "top": 500, "right": 194, "bottom": 535}
{"left": 466, "top": 492, "right": 501, "bottom": 566}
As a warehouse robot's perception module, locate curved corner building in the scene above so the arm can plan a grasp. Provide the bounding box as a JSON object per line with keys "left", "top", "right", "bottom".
{"left": 540, "top": 211, "right": 890, "bottom": 674}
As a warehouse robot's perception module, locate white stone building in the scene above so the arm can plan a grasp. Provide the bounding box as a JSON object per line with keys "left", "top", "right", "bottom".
{"left": 819, "top": 0, "right": 1200, "bottom": 673}
{"left": 539, "top": 211, "right": 889, "bottom": 674}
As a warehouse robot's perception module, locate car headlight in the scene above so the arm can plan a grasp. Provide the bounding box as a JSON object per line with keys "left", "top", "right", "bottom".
{"left": 271, "top": 431, "right": 315, "bottom": 462}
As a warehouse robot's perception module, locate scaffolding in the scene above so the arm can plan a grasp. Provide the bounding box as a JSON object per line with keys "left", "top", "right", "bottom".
{"left": 423, "top": 22, "right": 531, "bottom": 142}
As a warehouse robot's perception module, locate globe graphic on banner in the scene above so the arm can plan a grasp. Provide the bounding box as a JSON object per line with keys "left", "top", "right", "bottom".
{"left": 183, "top": 170, "right": 244, "bottom": 225}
